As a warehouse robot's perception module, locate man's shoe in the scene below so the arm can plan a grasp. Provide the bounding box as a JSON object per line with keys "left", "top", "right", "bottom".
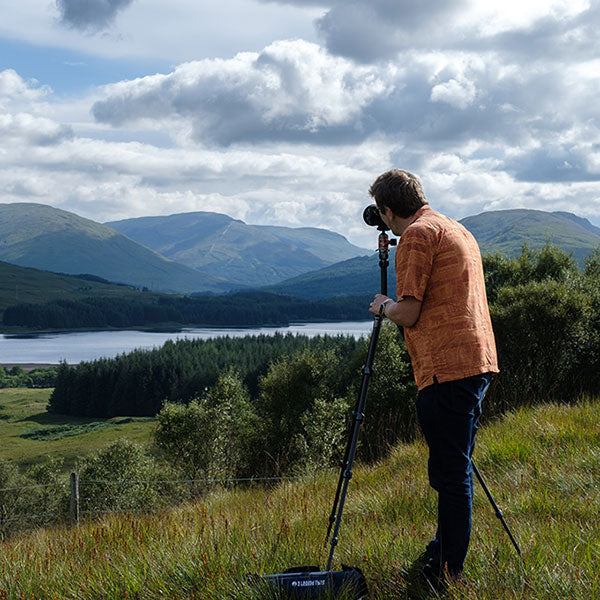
{"left": 447, "top": 568, "right": 464, "bottom": 584}
{"left": 421, "top": 558, "right": 446, "bottom": 591}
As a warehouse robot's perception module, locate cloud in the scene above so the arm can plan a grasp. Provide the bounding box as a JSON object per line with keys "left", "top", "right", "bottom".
{"left": 3, "top": 0, "right": 600, "bottom": 246}
{"left": 88, "top": 28, "right": 600, "bottom": 192}
{"left": 506, "top": 144, "right": 600, "bottom": 183}
{"left": 92, "top": 40, "right": 389, "bottom": 145}
{"left": 0, "top": 113, "right": 73, "bottom": 146}
{"left": 56, "top": 0, "right": 135, "bottom": 32}
{"left": 315, "top": 0, "right": 468, "bottom": 62}
{"left": 0, "top": 70, "right": 51, "bottom": 104}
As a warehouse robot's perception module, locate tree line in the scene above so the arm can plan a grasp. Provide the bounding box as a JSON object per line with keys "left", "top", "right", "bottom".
{"left": 2, "top": 291, "right": 368, "bottom": 329}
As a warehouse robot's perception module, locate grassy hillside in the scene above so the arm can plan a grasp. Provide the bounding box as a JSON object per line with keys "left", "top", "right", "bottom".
{"left": 0, "top": 260, "right": 160, "bottom": 319}
{"left": 106, "top": 211, "right": 369, "bottom": 287}
{"left": 0, "top": 388, "right": 156, "bottom": 472}
{"left": 0, "top": 203, "right": 229, "bottom": 293}
{"left": 460, "top": 209, "right": 600, "bottom": 262}
{"left": 265, "top": 252, "right": 395, "bottom": 300}
{"left": 0, "top": 399, "right": 597, "bottom": 599}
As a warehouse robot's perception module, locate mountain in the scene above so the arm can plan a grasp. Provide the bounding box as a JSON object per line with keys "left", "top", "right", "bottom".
{"left": 266, "top": 209, "right": 600, "bottom": 300}
{"left": 105, "top": 212, "right": 368, "bottom": 287}
{"left": 0, "top": 204, "right": 229, "bottom": 294}
{"left": 460, "top": 209, "right": 600, "bottom": 263}
{"left": 264, "top": 253, "right": 395, "bottom": 300}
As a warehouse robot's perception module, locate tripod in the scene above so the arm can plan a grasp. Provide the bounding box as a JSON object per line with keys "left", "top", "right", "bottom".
{"left": 324, "top": 225, "right": 394, "bottom": 570}
{"left": 324, "top": 226, "right": 521, "bottom": 574}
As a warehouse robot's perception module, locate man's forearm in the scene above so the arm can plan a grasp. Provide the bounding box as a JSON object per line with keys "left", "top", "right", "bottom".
{"left": 370, "top": 294, "right": 422, "bottom": 327}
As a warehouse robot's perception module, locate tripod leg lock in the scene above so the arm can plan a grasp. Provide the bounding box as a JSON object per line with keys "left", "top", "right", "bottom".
{"left": 352, "top": 411, "right": 365, "bottom": 423}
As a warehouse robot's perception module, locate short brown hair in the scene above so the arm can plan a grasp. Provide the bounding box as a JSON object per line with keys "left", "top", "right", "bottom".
{"left": 369, "top": 169, "right": 428, "bottom": 218}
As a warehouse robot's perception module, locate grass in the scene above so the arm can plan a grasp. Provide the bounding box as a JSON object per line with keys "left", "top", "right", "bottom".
{"left": 0, "top": 398, "right": 598, "bottom": 599}
{"left": 0, "top": 389, "right": 156, "bottom": 471}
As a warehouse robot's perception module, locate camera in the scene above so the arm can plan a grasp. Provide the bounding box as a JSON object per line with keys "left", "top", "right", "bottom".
{"left": 362, "top": 204, "right": 389, "bottom": 231}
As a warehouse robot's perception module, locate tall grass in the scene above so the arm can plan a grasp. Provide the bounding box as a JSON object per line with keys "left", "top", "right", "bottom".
{"left": 1, "top": 399, "right": 598, "bottom": 599}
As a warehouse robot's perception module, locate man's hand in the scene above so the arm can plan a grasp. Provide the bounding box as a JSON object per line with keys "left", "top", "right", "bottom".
{"left": 369, "top": 294, "right": 422, "bottom": 327}
{"left": 369, "top": 294, "right": 391, "bottom": 316}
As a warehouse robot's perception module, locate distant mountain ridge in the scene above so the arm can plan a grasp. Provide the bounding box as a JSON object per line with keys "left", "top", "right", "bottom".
{"left": 1, "top": 204, "right": 597, "bottom": 300}
{"left": 266, "top": 209, "right": 600, "bottom": 299}
{"left": 460, "top": 209, "right": 600, "bottom": 263}
{"left": 0, "top": 203, "right": 228, "bottom": 294}
{"left": 105, "top": 212, "right": 368, "bottom": 287}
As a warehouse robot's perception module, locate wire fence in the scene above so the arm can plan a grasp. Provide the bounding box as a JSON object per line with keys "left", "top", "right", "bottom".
{"left": 0, "top": 473, "right": 304, "bottom": 539}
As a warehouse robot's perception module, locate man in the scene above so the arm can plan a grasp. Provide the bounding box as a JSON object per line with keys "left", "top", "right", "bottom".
{"left": 368, "top": 169, "right": 499, "bottom": 585}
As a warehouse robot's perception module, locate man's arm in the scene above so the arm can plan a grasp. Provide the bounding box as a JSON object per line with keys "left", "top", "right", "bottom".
{"left": 369, "top": 294, "right": 422, "bottom": 327}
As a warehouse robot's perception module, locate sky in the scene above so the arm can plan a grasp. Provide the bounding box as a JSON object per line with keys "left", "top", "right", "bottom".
{"left": 1, "top": 0, "right": 599, "bottom": 248}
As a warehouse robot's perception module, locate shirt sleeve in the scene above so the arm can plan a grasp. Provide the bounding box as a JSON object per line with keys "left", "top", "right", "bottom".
{"left": 395, "top": 227, "right": 435, "bottom": 302}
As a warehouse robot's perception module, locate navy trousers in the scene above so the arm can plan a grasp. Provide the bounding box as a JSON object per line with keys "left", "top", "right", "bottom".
{"left": 415, "top": 372, "right": 492, "bottom": 575}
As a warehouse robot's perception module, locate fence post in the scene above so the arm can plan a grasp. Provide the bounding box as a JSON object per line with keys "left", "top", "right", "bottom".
{"left": 70, "top": 472, "right": 79, "bottom": 527}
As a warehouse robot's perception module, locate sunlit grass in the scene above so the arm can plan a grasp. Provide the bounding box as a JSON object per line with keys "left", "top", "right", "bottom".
{"left": 0, "top": 389, "right": 156, "bottom": 471}
{"left": 1, "top": 398, "right": 598, "bottom": 598}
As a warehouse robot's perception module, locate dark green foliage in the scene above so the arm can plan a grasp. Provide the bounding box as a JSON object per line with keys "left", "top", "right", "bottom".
{"left": 48, "top": 333, "right": 363, "bottom": 417}
{"left": 155, "top": 368, "right": 261, "bottom": 485}
{"left": 76, "top": 440, "right": 160, "bottom": 514}
{"left": 483, "top": 243, "right": 579, "bottom": 303}
{"left": 0, "top": 365, "right": 57, "bottom": 389}
{"left": 19, "top": 422, "right": 113, "bottom": 441}
{"left": 360, "top": 324, "right": 417, "bottom": 458}
{"left": 484, "top": 243, "right": 600, "bottom": 414}
{"left": 3, "top": 291, "right": 368, "bottom": 329}
{"left": 488, "top": 280, "right": 590, "bottom": 413}
{"left": 255, "top": 346, "right": 351, "bottom": 475}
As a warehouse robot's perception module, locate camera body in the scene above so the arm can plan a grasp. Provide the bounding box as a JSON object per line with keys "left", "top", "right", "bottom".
{"left": 362, "top": 204, "right": 389, "bottom": 231}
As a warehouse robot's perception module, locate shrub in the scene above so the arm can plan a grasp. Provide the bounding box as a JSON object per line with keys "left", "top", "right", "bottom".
{"left": 488, "top": 279, "right": 590, "bottom": 413}
{"left": 76, "top": 440, "right": 159, "bottom": 514}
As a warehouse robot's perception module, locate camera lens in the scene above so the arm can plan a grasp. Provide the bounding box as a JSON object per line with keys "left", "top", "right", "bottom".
{"left": 363, "top": 204, "right": 389, "bottom": 230}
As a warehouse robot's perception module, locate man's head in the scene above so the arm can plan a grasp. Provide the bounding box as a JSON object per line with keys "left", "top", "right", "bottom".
{"left": 369, "top": 169, "right": 428, "bottom": 218}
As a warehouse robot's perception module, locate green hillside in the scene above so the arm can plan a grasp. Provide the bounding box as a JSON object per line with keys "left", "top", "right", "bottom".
{"left": 265, "top": 252, "right": 396, "bottom": 299}
{"left": 0, "top": 260, "right": 156, "bottom": 320}
{"left": 0, "top": 399, "right": 597, "bottom": 598}
{"left": 0, "top": 203, "right": 229, "bottom": 294}
{"left": 460, "top": 209, "right": 600, "bottom": 262}
{"left": 106, "top": 211, "right": 369, "bottom": 287}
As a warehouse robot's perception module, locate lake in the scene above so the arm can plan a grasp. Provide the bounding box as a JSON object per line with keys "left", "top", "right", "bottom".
{"left": 0, "top": 321, "right": 374, "bottom": 365}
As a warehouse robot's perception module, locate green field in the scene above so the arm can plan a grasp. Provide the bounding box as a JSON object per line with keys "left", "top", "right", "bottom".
{"left": 0, "top": 388, "right": 156, "bottom": 471}
{"left": 0, "top": 397, "right": 598, "bottom": 599}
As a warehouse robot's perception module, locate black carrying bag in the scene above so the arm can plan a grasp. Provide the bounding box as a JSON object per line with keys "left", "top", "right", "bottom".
{"left": 258, "top": 565, "right": 368, "bottom": 599}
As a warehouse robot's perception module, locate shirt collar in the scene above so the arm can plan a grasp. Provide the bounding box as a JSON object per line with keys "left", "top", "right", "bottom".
{"left": 408, "top": 204, "right": 431, "bottom": 226}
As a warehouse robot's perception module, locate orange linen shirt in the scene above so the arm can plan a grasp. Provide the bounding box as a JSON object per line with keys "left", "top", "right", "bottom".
{"left": 395, "top": 205, "right": 499, "bottom": 390}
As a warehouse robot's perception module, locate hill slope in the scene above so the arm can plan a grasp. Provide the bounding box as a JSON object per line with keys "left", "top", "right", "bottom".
{"left": 265, "top": 252, "right": 395, "bottom": 299}
{"left": 267, "top": 208, "right": 600, "bottom": 299}
{"left": 0, "top": 260, "right": 156, "bottom": 318}
{"left": 0, "top": 203, "right": 229, "bottom": 293}
{"left": 106, "top": 211, "right": 368, "bottom": 287}
{"left": 0, "top": 400, "right": 597, "bottom": 598}
{"left": 461, "top": 208, "right": 600, "bottom": 262}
